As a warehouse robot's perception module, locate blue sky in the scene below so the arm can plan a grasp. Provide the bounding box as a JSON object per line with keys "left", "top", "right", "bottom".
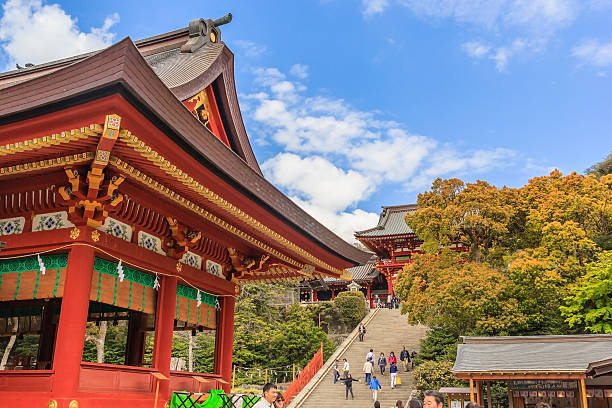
{"left": 1, "top": 0, "right": 611, "bottom": 242}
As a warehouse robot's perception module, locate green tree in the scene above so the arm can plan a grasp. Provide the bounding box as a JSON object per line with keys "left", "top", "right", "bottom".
{"left": 412, "top": 360, "right": 464, "bottom": 392}
{"left": 333, "top": 291, "right": 366, "bottom": 327}
{"left": 561, "top": 251, "right": 612, "bottom": 333}
{"left": 586, "top": 153, "right": 612, "bottom": 178}
{"left": 412, "top": 328, "right": 460, "bottom": 366}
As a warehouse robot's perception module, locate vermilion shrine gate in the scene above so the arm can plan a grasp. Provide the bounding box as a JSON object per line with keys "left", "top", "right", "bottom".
{"left": 0, "top": 15, "right": 369, "bottom": 408}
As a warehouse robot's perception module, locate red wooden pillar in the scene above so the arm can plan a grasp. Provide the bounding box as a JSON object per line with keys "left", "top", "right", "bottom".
{"left": 331, "top": 289, "right": 335, "bottom": 300}
{"left": 152, "top": 275, "right": 177, "bottom": 406}
{"left": 312, "top": 290, "right": 318, "bottom": 302}
{"left": 52, "top": 245, "right": 94, "bottom": 398}
{"left": 367, "top": 283, "right": 372, "bottom": 308}
{"left": 215, "top": 296, "right": 235, "bottom": 392}
{"left": 386, "top": 273, "right": 394, "bottom": 296}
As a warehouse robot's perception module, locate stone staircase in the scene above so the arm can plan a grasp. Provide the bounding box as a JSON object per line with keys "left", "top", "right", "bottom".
{"left": 293, "top": 308, "right": 428, "bottom": 408}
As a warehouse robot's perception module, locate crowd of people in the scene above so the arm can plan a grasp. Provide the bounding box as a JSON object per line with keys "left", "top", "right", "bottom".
{"left": 332, "top": 345, "right": 417, "bottom": 401}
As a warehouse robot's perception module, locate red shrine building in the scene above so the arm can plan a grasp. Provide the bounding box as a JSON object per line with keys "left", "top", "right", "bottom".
{"left": 0, "top": 15, "right": 369, "bottom": 408}
{"left": 300, "top": 204, "right": 424, "bottom": 307}
{"left": 354, "top": 204, "right": 422, "bottom": 297}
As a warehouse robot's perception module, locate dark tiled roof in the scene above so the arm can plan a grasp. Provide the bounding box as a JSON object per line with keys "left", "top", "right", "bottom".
{"left": 355, "top": 204, "right": 417, "bottom": 238}
{"left": 324, "top": 260, "right": 379, "bottom": 285}
{"left": 0, "top": 37, "right": 371, "bottom": 269}
{"left": 453, "top": 335, "right": 612, "bottom": 373}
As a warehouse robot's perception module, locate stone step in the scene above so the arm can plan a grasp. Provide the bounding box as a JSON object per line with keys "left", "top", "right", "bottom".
{"left": 294, "top": 309, "right": 427, "bottom": 408}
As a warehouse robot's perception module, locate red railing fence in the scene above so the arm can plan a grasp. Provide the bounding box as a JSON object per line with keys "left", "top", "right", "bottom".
{"left": 283, "top": 342, "right": 324, "bottom": 402}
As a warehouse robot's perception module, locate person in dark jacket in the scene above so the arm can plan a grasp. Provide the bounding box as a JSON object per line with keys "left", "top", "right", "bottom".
{"left": 400, "top": 346, "right": 410, "bottom": 372}
{"left": 342, "top": 374, "right": 359, "bottom": 400}
{"left": 377, "top": 352, "right": 387, "bottom": 376}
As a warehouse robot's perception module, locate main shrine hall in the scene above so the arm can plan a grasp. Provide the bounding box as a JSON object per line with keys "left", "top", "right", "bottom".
{"left": 0, "top": 15, "right": 370, "bottom": 408}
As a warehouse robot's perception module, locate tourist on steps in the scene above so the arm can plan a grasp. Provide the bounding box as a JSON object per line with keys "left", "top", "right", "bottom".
{"left": 369, "top": 375, "right": 382, "bottom": 401}
{"left": 389, "top": 361, "right": 398, "bottom": 388}
{"left": 363, "top": 358, "right": 373, "bottom": 386}
{"left": 253, "top": 383, "right": 279, "bottom": 408}
{"left": 377, "top": 352, "right": 387, "bottom": 375}
{"left": 332, "top": 359, "right": 340, "bottom": 384}
{"left": 366, "top": 348, "right": 374, "bottom": 362}
{"left": 358, "top": 323, "right": 366, "bottom": 342}
{"left": 374, "top": 402, "right": 381, "bottom": 408}
{"left": 396, "top": 401, "right": 405, "bottom": 408}
{"left": 342, "top": 374, "right": 359, "bottom": 400}
{"left": 400, "top": 346, "right": 411, "bottom": 372}
{"left": 388, "top": 351, "right": 397, "bottom": 366}
{"left": 342, "top": 358, "right": 350, "bottom": 379}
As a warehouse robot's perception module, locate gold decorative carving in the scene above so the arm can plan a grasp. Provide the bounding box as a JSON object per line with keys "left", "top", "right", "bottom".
{"left": 47, "top": 400, "right": 58, "bottom": 408}
{"left": 176, "top": 262, "right": 183, "bottom": 272}
{"left": 91, "top": 230, "right": 100, "bottom": 242}
{"left": 70, "top": 227, "right": 80, "bottom": 240}
{"left": 69, "top": 400, "right": 79, "bottom": 408}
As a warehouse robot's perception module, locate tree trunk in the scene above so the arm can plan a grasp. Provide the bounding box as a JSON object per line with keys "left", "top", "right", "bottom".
{"left": 96, "top": 321, "right": 108, "bottom": 363}
{"left": 0, "top": 317, "right": 19, "bottom": 370}
{"left": 188, "top": 332, "right": 194, "bottom": 372}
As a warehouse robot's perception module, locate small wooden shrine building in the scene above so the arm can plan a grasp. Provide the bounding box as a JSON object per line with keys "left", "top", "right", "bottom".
{"left": 452, "top": 335, "right": 612, "bottom": 408}
{"left": 354, "top": 204, "right": 421, "bottom": 296}
{"left": 0, "top": 15, "right": 369, "bottom": 408}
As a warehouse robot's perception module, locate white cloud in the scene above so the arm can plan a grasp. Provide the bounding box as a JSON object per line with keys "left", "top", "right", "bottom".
{"left": 572, "top": 39, "right": 612, "bottom": 67}
{"left": 289, "top": 63, "right": 308, "bottom": 79}
{"left": 232, "top": 40, "right": 267, "bottom": 58}
{"left": 0, "top": 0, "right": 118, "bottom": 70}
{"left": 261, "top": 153, "right": 375, "bottom": 213}
{"left": 395, "top": 0, "right": 581, "bottom": 72}
{"left": 462, "top": 41, "right": 491, "bottom": 58}
{"left": 246, "top": 66, "right": 518, "bottom": 242}
{"left": 362, "top": 0, "right": 390, "bottom": 16}
{"left": 463, "top": 38, "right": 539, "bottom": 72}
{"left": 398, "top": 0, "right": 577, "bottom": 31}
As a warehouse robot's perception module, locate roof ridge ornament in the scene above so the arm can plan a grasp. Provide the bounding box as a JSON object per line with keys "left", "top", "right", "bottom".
{"left": 180, "top": 13, "right": 232, "bottom": 53}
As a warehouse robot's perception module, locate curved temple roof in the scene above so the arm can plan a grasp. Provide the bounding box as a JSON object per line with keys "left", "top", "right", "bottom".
{"left": 0, "top": 23, "right": 371, "bottom": 271}
{"left": 355, "top": 204, "right": 417, "bottom": 238}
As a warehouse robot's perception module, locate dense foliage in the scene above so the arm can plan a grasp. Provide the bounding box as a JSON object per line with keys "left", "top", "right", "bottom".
{"left": 333, "top": 290, "right": 366, "bottom": 327}
{"left": 398, "top": 170, "right": 612, "bottom": 405}
{"left": 231, "top": 284, "right": 342, "bottom": 386}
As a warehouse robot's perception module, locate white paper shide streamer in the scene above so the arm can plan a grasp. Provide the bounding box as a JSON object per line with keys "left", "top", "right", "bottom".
{"left": 197, "top": 289, "right": 202, "bottom": 307}
{"left": 153, "top": 272, "right": 160, "bottom": 291}
{"left": 37, "top": 254, "right": 46, "bottom": 275}
{"left": 117, "top": 259, "right": 125, "bottom": 282}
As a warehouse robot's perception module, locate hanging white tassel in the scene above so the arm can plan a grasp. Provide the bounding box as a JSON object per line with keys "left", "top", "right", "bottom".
{"left": 215, "top": 299, "right": 220, "bottom": 310}
{"left": 37, "top": 254, "right": 46, "bottom": 275}
{"left": 196, "top": 290, "right": 202, "bottom": 307}
{"left": 117, "top": 259, "right": 125, "bottom": 282}
{"left": 153, "top": 272, "right": 160, "bottom": 291}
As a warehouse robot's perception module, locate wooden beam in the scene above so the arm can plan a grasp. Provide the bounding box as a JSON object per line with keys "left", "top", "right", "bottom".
{"left": 486, "top": 381, "right": 492, "bottom": 408}
{"left": 470, "top": 379, "right": 475, "bottom": 402}
{"left": 580, "top": 378, "right": 588, "bottom": 408}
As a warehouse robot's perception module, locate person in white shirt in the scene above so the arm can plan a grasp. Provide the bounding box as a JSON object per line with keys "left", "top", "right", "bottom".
{"left": 363, "top": 358, "right": 373, "bottom": 386}
{"left": 253, "top": 383, "right": 278, "bottom": 408}
{"left": 366, "top": 349, "right": 374, "bottom": 363}
{"left": 342, "top": 358, "right": 350, "bottom": 379}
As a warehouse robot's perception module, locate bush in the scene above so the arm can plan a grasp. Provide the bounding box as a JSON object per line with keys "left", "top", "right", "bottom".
{"left": 412, "top": 360, "right": 465, "bottom": 392}
{"left": 333, "top": 291, "right": 366, "bottom": 327}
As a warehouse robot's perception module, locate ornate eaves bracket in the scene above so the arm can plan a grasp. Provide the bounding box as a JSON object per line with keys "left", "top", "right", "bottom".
{"left": 57, "top": 114, "right": 125, "bottom": 228}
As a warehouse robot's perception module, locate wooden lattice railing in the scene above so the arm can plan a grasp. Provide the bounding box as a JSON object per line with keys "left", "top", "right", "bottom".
{"left": 283, "top": 342, "right": 324, "bottom": 402}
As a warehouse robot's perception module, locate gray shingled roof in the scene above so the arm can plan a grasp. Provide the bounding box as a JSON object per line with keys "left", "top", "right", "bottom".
{"left": 355, "top": 205, "right": 417, "bottom": 238}
{"left": 453, "top": 335, "right": 612, "bottom": 373}
{"left": 144, "top": 43, "right": 224, "bottom": 89}
{"left": 324, "top": 262, "right": 379, "bottom": 285}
